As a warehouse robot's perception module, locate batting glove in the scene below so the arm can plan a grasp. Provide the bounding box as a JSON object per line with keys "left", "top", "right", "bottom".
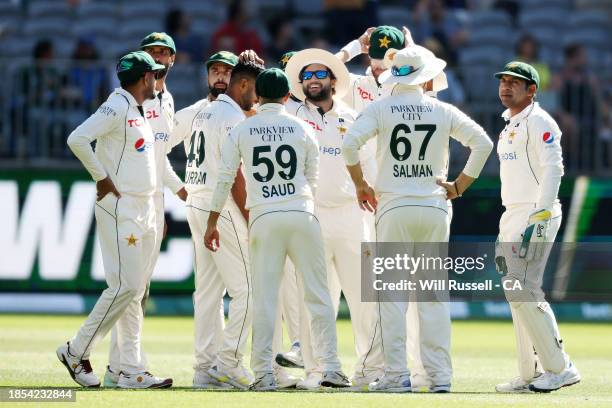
{"left": 494, "top": 237, "right": 508, "bottom": 275}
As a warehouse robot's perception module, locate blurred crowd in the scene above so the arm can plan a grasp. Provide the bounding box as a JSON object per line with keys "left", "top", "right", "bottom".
{"left": 0, "top": 0, "right": 610, "bottom": 173}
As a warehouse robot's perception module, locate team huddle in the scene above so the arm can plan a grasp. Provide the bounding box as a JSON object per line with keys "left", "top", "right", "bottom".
{"left": 57, "top": 26, "right": 581, "bottom": 393}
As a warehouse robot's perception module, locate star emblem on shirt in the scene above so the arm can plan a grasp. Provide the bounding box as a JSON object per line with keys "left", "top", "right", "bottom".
{"left": 508, "top": 130, "right": 516, "bottom": 144}
{"left": 125, "top": 234, "right": 138, "bottom": 247}
{"left": 379, "top": 35, "right": 391, "bottom": 49}
{"left": 280, "top": 55, "right": 291, "bottom": 65}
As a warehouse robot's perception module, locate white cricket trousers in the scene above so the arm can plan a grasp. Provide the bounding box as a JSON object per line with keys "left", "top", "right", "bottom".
{"left": 498, "top": 202, "right": 568, "bottom": 380}
{"left": 107, "top": 194, "right": 164, "bottom": 373}
{"left": 249, "top": 208, "right": 341, "bottom": 376}
{"left": 186, "top": 195, "right": 251, "bottom": 369}
{"left": 272, "top": 262, "right": 300, "bottom": 355}
{"left": 374, "top": 198, "right": 452, "bottom": 385}
{"left": 69, "top": 194, "right": 156, "bottom": 374}
{"left": 299, "top": 203, "right": 384, "bottom": 377}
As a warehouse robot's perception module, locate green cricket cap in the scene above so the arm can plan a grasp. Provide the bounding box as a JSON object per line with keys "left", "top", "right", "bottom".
{"left": 140, "top": 32, "right": 176, "bottom": 54}
{"left": 495, "top": 61, "right": 540, "bottom": 89}
{"left": 205, "top": 51, "right": 239, "bottom": 71}
{"left": 256, "top": 68, "right": 290, "bottom": 99}
{"left": 369, "top": 25, "right": 405, "bottom": 59}
{"left": 278, "top": 51, "right": 296, "bottom": 70}
{"left": 116, "top": 51, "right": 165, "bottom": 82}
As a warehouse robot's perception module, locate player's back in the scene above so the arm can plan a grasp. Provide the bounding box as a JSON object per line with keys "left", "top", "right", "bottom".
{"left": 185, "top": 94, "right": 245, "bottom": 201}
{"left": 363, "top": 87, "right": 461, "bottom": 202}
{"left": 226, "top": 103, "right": 319, "bottom": 216}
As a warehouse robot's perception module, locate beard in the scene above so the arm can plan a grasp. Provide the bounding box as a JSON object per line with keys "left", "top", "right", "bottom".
{"left": 304, "top": 83, "right": 332, "bottom": 101}
{"left": 209, "top": 81, "right": 228, "bottom": 97}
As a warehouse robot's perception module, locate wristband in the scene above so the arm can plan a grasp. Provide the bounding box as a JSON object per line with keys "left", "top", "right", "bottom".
{"left": 341, "top": 39, "right": 362, "bottom": 62}
{"left": 454, "top": 181, "right": 462, "bottom": 198}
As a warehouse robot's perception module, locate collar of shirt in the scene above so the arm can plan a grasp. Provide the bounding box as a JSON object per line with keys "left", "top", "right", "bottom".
{"left": 389, "top": 84, "right": 425, "bottom": 96}
{"left": 216, "top": 93, "right": 245, "bottom": 118}
{"left": 257, "top": 103, "right": 286, "bottom": 114}
{"left": 501, "top": 101, "right": 538, "bottom": 124}
{"left": 114, "top": 87, "right": 139, "bottom": 107}
{"left": 303, "top": 98, "right": 341, "bottom": 118}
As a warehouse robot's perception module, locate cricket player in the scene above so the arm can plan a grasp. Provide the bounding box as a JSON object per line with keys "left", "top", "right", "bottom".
{"left": 170, "top": 59, "right": 264, "bottom": 390}
{"left": 493, "top": 62, "right": 581, "bottom": 393}
{"left": 58, "top": 51, "right": 172, "bottom": 388}
{"left": 337, "top": 25, "right": 452, "bottom": 391}
{"left": 103, "top": 32, "right": 186, "bottom": 389}
{"left": 272, "top": 50, "right": 304, "bottom": 371}
{"left": 342, "top": 46, "right": 493, "bottom": 392}
{"left": 283, "top": 48, "right": 383, "bottom": 390}
{"left": 204, "top": 68, "right": 350, "bottom": 391}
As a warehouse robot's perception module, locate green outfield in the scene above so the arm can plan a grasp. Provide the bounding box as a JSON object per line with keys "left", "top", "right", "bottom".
{"left": 1, "top": 314, "right": 612, "bottom": 407}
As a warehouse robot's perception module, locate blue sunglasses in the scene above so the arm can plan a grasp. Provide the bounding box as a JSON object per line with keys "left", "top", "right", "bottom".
{"left": 392, "top": 65, "right": 416, "bottom": 77}
{"left": 301, "top": 70, "right": 330, "bottom": 81}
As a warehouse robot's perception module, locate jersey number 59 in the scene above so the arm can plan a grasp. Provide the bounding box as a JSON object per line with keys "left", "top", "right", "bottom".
{"left": 252, "top": 144, "right": 297, "bottom": 182}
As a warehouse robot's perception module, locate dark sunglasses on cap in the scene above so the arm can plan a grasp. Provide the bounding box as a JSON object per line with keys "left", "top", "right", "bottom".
{"left": 301, "top": 70, "right": 330, "bottom": 81}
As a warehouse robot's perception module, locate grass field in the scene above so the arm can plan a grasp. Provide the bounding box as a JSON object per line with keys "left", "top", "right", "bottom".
{"left": 1, "top": 314, "right": 612, "bottom": 407}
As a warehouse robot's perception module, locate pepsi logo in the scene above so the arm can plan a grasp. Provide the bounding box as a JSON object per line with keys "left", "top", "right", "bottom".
{"left": 135, "top": 138, "right": 146, "bottom": 152}
{"left": 543, "top": 132, "right": 554, "bottom": 144}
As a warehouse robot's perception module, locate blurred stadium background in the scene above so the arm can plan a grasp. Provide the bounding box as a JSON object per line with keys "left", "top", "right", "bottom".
{"left": 0, "top": 0, "right": 611, "bottom": 322}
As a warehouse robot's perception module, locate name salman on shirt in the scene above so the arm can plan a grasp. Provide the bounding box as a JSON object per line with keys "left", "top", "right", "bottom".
{"left": 390, "top": 104, "right": 433, "bottom": 121}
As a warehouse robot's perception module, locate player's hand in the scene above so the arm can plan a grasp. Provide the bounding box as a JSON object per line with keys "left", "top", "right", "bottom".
{"left": 204, "top": 225, "right": 220, "bottom": 252}
{"left": 176, "top": 187, "right": 188, "bottom": 201}
{"left": 356, "top": 181, "right": 377, "bottom": 212}
{"left": 239, "top": 49, "right": 264, "bottom": 65}
{"left": 436, "top": 178, "right": 461, "bottom": 200}
{"left": 519, "top": 209, "right": 551, "bottom": 261}
{"left": 494, "top": 237, "right": 508, "bottom": 275}
{"left": 358, "top": 27, "right": 376, "bottom": 54}
{"left": 402, "top": 26, "right": 414, "bottom": 46}
{"left": 96, "top": 176, "right": 121, "bottom": 201}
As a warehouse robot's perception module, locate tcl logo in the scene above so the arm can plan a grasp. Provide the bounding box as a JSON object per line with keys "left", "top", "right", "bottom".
{"left": 358, "top": 87, "right": 374, "bottom": 101}
{"left": 304, "top": 120, "right": 322, "bottom": 132}
{"left": 146, "top": 110, "right": 159, "bottom": 119}
{"left": 128, "top": 119, "right": 143, "bottom": 127}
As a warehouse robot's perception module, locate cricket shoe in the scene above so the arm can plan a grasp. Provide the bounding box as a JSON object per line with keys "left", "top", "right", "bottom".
{"left": 103, "top": 366, "right": 119, "bottom": 388}
{"left": 117, "top": 371, "right": 173, "bottom": 389}
{"left": 430, "top": 383, "right": 452, "bottom": 393}
{"left": 529, "top": 362, "right": 581, "bottom": 393}
{"left": 321, "top": 371, "right": 351, "bottom": 388}
{"left": 208, "top": 364, "right": 253, "bottom": 390}
{"left": 296, "top": 372, "right": 323, "bottom": 390}
{"left": 193, "top": 369, "right": 232, "bottom": 389}
{"left": 274, "top": 364, "right": 301, "bottom": 389}
{"left": 495, "top": 374, "right": 541, "bottom": 393}
{"left": 368, "top": 374, "right": 412, "bottom": 393}
{"left": 275, "top": 342, "right": 304, "bottom": 369}
{"left": 349, "top": 372, "right": 382, "bottom": 391}
{"left": 249, "top": 372, "right": 278, "bottom": 391}
{"left": 56, "top": 342, "right": 100, "bottom": 388}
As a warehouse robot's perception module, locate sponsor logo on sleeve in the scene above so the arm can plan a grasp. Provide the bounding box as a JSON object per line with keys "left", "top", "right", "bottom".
{"left": 543, "top": 131, "right": 554, "bottom": 144}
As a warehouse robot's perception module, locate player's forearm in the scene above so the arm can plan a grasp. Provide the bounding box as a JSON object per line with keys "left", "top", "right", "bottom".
{"left": 454, "top": 172, "right": 475, "bottom": 196}
{"left": 207, "top": 211, "right": 221, "bottom": 228}
{"left": 231, "top": 166, "right": 249, "bottom": 221}
{"left": 210, "top": 181, "right": 232, "bottom": 213}
{"left": 462, "top": 133, "right": 494, "bottom": 178}
{"left": 67, "top": 133, "right": 107, "bottom": 181}
{"left": 536, "top": 166, "right": 563, "bottom": 209}
{"left": 336, "top": 39, "right": 362, "bottom": 63}
{"left": 346, "top": 163, "right": 367, "bottom": 187}
{"left": 162, "top": 156, "right": 184, "bottom": 194}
